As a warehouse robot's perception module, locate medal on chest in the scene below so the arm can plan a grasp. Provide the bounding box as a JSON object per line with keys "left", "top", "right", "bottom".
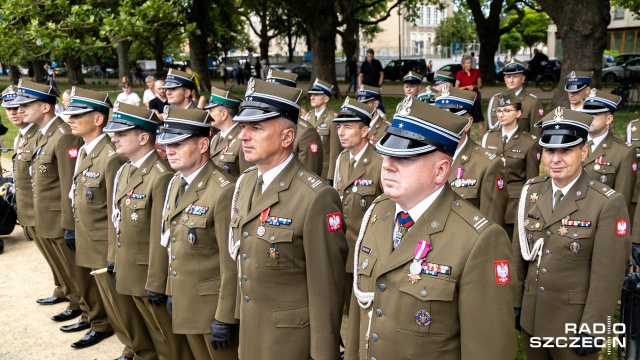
{"left": 257, "top": 207, "right": 270, "bottom": 236}
{"left": 408, "top": 240, "right": 431, "bottom": 284}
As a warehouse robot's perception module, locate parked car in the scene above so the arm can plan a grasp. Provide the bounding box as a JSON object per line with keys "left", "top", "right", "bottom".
{"left": 290, "top": 65, "right": 311, "bottom": 81}
{"left": 603, "top": 54, "right": 616, "bottom": 68}
{"left": 614, "top": 53, "right": 640, "bottom": 66}
{"left": 494, "top": 58, "right": 562, "bottom": 82}
{"left": 383, "top": 59, "right": 431, "bottom": 81}
{"left": 436, "top": 63, "right": 463, "bottom": 79}
{"left": 270, "top": 64, "right": 290, "bottom": 73}
{"left": 602, "top": 57, "right": 640, "bottom": 83}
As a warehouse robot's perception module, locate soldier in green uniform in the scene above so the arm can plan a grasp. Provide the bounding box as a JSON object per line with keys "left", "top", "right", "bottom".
{"left": 6, "top": 85, "right": 69, "bottom": 308}
{"left": 305, "top": 77, "right": 341, "bottom": 182}
{"left": 65, "top": 88, "right": 151, "bottom": 357}
{"left": 161, "top": 68, "right": 198, "bottom": 109}
{"left": 106, "top": 102, "right": 194, "bottom": 360}
{"left": 579, "top": 88, "right": 636, "bottom": 212}
{"left": 416, "top": 85, "right": 436, "bottom": 104}
{"left": 13, "top": 80, "right": 85, "bottom": 326}
{"left": 514, "top": 107, "right": 631, "bottom": 358}
{"left": 433, "top": 86, "right": 509, "bottom": 227}
{"left": 264, "top": 69, "right": 324, "bottom": 176}
{"left": 565, "top": 71, "right": 592, "bottom": 111}
{"left": 158, "top": 106, "right": 238, "bottom": 360}
{"left": 332, "top": 97, "right": 383, "bottom": 309}
{"left": 206, "top": 87, "right": 250, "bottom": 178}
{"left": 431, "top": 69, "right": 455, "bottom": 91}
{"left": 483, "top": 89, "right": 540, "bottom": 238}
{"left": 402, "top": 71, "right": 423, "bottom": 97}
{"left": 626, "top": 119, "right": 640, "bottom": 254}
{"left": 486, "top": 59, "right": 544, "bottom": 136}
{"left": 356, "top": 84, "right": 391, "bottom": 145}
{"left": 345, "top": 97, "right": 516, "bottom": 360}
{"left": 216, "top": 78, "right": 347, "bottom": 360}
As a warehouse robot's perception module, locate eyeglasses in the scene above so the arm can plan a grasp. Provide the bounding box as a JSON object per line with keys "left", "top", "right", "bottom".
{"left": 496, "top": 109, "right": 516, "bottom": 115}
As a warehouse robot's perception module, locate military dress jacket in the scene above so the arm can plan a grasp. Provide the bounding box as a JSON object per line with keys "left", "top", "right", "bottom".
{"left": 583, "top": 131, "right": 636, "bottom": 210}
{"left": 626, "top": 119, "right": 640, "bottom": 236}
{"left": 306, "top": 108, "right": 341, "bottom": 180}
{"left": 486, "top": 90, "right": 544, "bottom": 137}
{"left": 513, "top": 173, "right": 631, "bottom": 338}
{"left": 483, "top": 127, "right": 540, "bottom": 225}
{"left": 228, "top": 157, "right": 347, "bottom": 360}
{"left": 12, "top": 124, "right": 40, "bottom": 226}
{"left": 367, "top": 112, "right": 391, "bottom": 146}
{"left": 32, "top": 117, "right": 83, "bottom": 238}
{"left": 210, "top": 124, "right": 251, "bottom": 179}
{"left": 111, "top": 152, "right": 174, "bottom": 297}
{"left": 73, "top": 135, "right": 127, "bottom": 269}
{"left": 345, "top": 186, "right": 517, "bottom": 360}
{"left": 162, "top": 160, "right": 235, "bottom": 334}
{"left": 333, "top": 145, "right": 384, "bottom": 273}
{"left": 293, "top": 118, "right": 323, "bottom": 177}
{"left": 448, "top": 138, "right": 508, "bottom": 227}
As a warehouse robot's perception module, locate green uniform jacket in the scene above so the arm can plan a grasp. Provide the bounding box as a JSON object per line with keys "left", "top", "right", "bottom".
{"left": 483, "top": 127, "right": 540, "bottom": 225}
{"left": 111, "top": 152, "right": 174, "bottom": 296}
{"left": 13, "top": 124, "right": 40, "bottom": 226}
{"left": 306, "top": 108, "right": 340, "bottom": 180}
{"left": 210, "top": 124, "right": 251, "bottom": 179}
{"left": 163, "top": 160, "right": 235, "bottom": 334}
{"left": 293, "top": 118, "right": 323, "bottom": 177}
{"left": 367, "top": 112, "right": 391, "bottom": 146}
{"left": 73, "top": 136, "right": 127, "bottom": 269}
{"left": 32, "top": 117, "right": 84, "bottom": 237}
{"left": 228, "top": 157, "right": 347, "bottom": 360}
{"left": 513, "top": 173, "right": 631, "bottom": 338}
{"left": 449, "top": 138, "right": 508, "bottom": 227}
{"left": 345, "top": 187, "right": 517, "bottom": 360}
{"left": 486, "top": 90, "right": 544, "bottom": 137}
{"left": 333, "top": 144, "right": 383, "bottom": 273}
{"left": 583, "top": 131, "right": 637, "bottom": 210}
{"left": 626, "top": 119, "right": 640, "bottom": 237}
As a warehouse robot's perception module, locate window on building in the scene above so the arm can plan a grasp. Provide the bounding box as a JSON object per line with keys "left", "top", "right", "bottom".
{"left": 434, "top": 7, "right": 440, "bottom": 25}
{"left": 614, "top": 7, "right": 625, "bottom": 20}
{"left": 426, "top": 6, "right": 432, "bottom": 26}
{"left": 415, "top": 5, "right": 427, "bottom": 26}
{"left": 411, "top": 32, "right": 426, "bottom": 55}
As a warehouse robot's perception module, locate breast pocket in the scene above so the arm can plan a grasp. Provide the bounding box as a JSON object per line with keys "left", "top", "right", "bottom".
{"left": 80, "top": 183, "right": 105, "bottom": 204}
{"left": 317, "top": 128, "right": 330, "bottom": 144}
{"left": 218, "top": 152, "right": 238, "bottom": 165}
{"left": 356, "top": 252, "right": 377, "bottom": 292}
{"left": 35, "top": 155, "right": 54, "bottom": 177}
{"left": 352, "top": 186, "right": 379, "bottom": 212}
{"left": 123, "top": 198, "right": 149, "bottom": 227}
{"left": 398, "top": 276, "right": 456, "bottom": 336}
{"left": 559, "top": 227, "right": 593, "bottom": 260}
{"left": 182, "top": 216, "right": 211, "bottom": 249}
{"left": 256, "top": 226, "right": 295, "bottom": 269}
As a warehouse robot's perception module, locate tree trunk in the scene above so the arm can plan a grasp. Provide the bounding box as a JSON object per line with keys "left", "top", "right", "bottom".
{"left": 9, "top": 65, "right": 20, "bottom": 84}
{"left": 187, "top": 0, "right": 212, "bottom": 92}
{"left": 259, "top": 37, "right": 270, "bottom": 63}
{"left": 153, "top": 32, "right": 167, "bottom": 78}
{"left": 117, "top": 40, "right": 131, "bottom": 82}
{"left": 342, "top": 17, "right": 359, "bottom": 64}
{"left": 66, "top": 55, "right": 86, "bottom": 86}
{"left": 32, "top": 60, "right": 46, "bottom": 84}
{"left": 1, "top": 63, "right": 6, "bottom": 76}
{"left": 537, "top": 0, "right": 610, "bottom": 108}
{"left": 476, "top": 31, "right": 499, "bottom": 85}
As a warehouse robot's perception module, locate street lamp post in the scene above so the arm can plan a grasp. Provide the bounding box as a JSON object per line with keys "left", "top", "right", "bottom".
{"left": 398, "top": 9, "right": 402, "bottom": 59}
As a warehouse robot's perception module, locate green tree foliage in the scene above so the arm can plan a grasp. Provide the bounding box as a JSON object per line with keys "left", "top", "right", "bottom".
{"left": 434, "top": 10, "right": 478, "bottom": 46}
{"left": 499, "top": 29, "right": 523, "bottom": 58}
{"left": 514, "top": 8, "right": 549, "bottom": 54}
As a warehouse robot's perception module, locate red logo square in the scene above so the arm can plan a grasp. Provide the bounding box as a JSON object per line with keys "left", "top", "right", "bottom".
{"left": 310, "top": 142, "right": 318, "bottom": 153}
{"left": 617, "top": 219, "right": 628, "bottom": 236}
{"left": 494, "top": 260, "right": 510, "bottom": 285}
{"left": 496, "top": 177, "right": 504, "bottom": 191}
{"left": 538, "top": 108, "right": 544, "bottom": 116}
{"left": 633, "top": 162, "right": 638, "bottom": 173}
{"left": 67, "top": 148, "right": 79, "bottom": 159}
{"left": 327, "top": 212, "right": 343, "bottom": 232}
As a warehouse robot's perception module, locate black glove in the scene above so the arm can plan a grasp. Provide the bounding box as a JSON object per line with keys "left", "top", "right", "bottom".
{"left": 166, "top": 296, "right": 173, "bottom": 318}
{"left": 514, "top": 308, "right": 521, "bottom": 331}
{"left": 147, "top": 290, "right": 168, "bottom": 306}
{"left": 210, "top": 320, "right": 235, "bottom": 350}
{"left": 106, "top": 262, "right": 115, "bottom": 276}
{"left": 326, "top": 179, "right": 334, "bottom": 186}
{"left": 64, "top": 229, "right": 76, "bottom": 250}
{"left": 632, "top": 243, "right": 640, "bottom": 266}
{"left": 574, "top": 333, "right": 601, "bottom": 356}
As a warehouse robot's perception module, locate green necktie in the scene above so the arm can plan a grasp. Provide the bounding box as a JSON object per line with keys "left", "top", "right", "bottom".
{"left": 251, "top": 174, "right": 264, "bottom": 209}
{"left": 587, "top": 139, "right": 594, "bottom": 157}
{"left": 553, "top": 190, "right": 563, "bottom": 211}
{"left": 175, "top": 178, "right": 187, "bottom": 207}
{"left": 128, "top": 165, "right": 137, "bottom": 180}
{"left": 348, "top": 157, "right": 356, "bottom": 178}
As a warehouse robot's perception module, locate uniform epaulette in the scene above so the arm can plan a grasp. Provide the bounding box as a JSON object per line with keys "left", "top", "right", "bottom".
{"left": 242, "top": 166, "right": 258, "bottom": 175}
{"left": 154, "top": 160, "right": 167, "bottom": 173}
{"left": 298, "top": 120, "right": 310, "bottom": 128}
{"left": 450, "top": 199, "right": 490, "bottom": 233}
{"left": 107, "top": 149, "right": 117, "bottom": 157}
{"left": 588, "top": 179, "right": 616, "bottom": 198}
{"left": 383, "top": 120, "right": 392, "bottom": 126}
{"left": 612, "top": 136, "right": 633, "bottom": 147}
{"left": 340, "top": 148, "right": 349, "bottom": 156}
{"left": 297, "top": 170, "right": 324, "bottom": 191}
{"left": 528, "top": 93, "right": 538, "bottom": 99}
{"left": 627, "top": 119, "right": 640, "bottom": 143}
{"left": 472, "top": 146, "right": 497, "bottom": 161}
{"left": 57, "top": 125, "right": 66, "bottom": 134}
{"left": 531, "top": 134, "right": 537, "bottom": 140}
{"left": 216, "top": 173, "right": 232, "bottom": 188}
{"left": 525, "top": 175, "right": 548, "bottom": 186}
{"left": 372, "top": 194, "right": 389, "bottom": 205}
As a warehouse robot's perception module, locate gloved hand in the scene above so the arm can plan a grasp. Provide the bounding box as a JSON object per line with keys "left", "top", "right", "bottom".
{"left": 574, "top": 333, "right": 601, "bottom": 356}
{"left": 632, "top": 243, "right": 640, "bottom": 266}
{"left": 326, "top": 179, "right": 334, "bottom": 187}
{"left": 210, "top": 320, "right": 235, "bottom": 350}
{"left": 166, "top": 296, "right": 173, "bottom": 318}
{"left": 106, "top": 262, "right": 115, "bottom": 276}
{"left": 64, "top": 229, "right": 76, "bottom": 250}
{"left": 514, "top": 308, "right": 521, "bottom": 331}
{"left": 147, "top": 290, "right": 168, "bottom": 306}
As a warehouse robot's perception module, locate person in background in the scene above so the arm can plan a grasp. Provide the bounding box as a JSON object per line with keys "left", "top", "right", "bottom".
{"left": 456, "top": 54, "right": 484, "bottom": 134}
{"left": 116, "top": 77, "right": 142, "bottom": 106}
{"left": 220, "top": 64, "right": 227, "bottom": 86}
{"left": 254, "top": 58, "right": 262, "bottom": 80}
{"left": 259, "top": 59, "right": 269, "bottom": 80}
{"left": 236, "top": 61, "right": 245, "bottom": 86}
{"left": 148, "top": 80, "right": 169, "bottom": 117}
{"left": 346, "top": 55, "right": 358, "bottom": 94}
{"left": 61, "top": 89, "right": 72, "bottom": 110}
{"left": 358, "top": 48, "right": 385, "bottom": 114}
{"left": 142, "top": 76, "right": 157, "bottom": 108}
{"left": 470, "top": 51, "right": 478, "bottom": 69}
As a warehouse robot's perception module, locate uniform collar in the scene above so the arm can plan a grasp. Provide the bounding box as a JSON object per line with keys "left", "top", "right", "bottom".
{"left": 182, "top": 161, "right": 208, "bottom": 188}
{"left": 350, "top": 142, "right": 369, "bottom": 167}
{"left": 514, "top": 87, "right": 523, "bottom": 96}
{"left": 258, "top": 153, "right": 294, "bottom": 192}
{"left": 131, "top": 149, "right": 155, "bottom": 168}
{"left": 220, "top": 123, "right": 238, "bottom": 138}
{"left": 39, "top": 116, "right": 59, "bottom": 134}
{"left": 588, "top": 130, "right": 608, "bottom": 150}
{"left": 19, "top": 123, "right": 35, "bottom": 135}
{"left": 502, "top": 125, "right": 518, "bottom": 142}
{"left": 551, "top": 171, "right": 582, "bottom": 198}
{"left": 452, "top": 135, "right": 468, "bottom": 162}
{"left": 314, "top": 106, "right": 326, "bottom": 118}
{"left": 84, "top": 133, "right": 107, "bottom": 154}
{"left": 394, "top": 185, "right": 444, "bottom": 226}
